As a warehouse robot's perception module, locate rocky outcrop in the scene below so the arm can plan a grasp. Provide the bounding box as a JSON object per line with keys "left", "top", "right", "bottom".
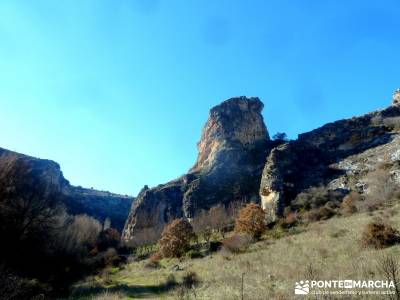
{"left": 260, "top": 103, "right": 400, "bottom": 221}
{"left": 122, "top": 97, "right": 272, "bottom": 245}
{"left": 191, "top": 97, "right": 269, "bottom": 172}
{"left": 393, "top": 89, "right": 400, "bottom": 106}
{"left": 0, "top": 148, "right": 132, "bottom": 231}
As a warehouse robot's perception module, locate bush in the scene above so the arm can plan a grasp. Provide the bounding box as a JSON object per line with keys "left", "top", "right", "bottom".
{"left": 192, "top": 202, "right": 242, "bottom": 242}
{"left": 159, "top": 219, "right": 195, "bottom": 258}
{"left": 97, "top": 228, "right": 121, "bottom": 251}
{"left": 145, "top": 252, "right": 162, "bottom": 269}
{"left": 185, "top": 249, "right": 202, "bottom": 259}
{"left": 341, "top": 192, "right": 359, "bottom": 215}
{"left": 221, "top": 234, "right": 252, "bottom": 254}
{"left": 234, "top": 203, "right": 266, "bottom": 239}
{"left": 0, "top": 267, "right": 49, "bottom": 300}
{"left": 292, "top": 187, "right": 344, "bottom": 211}
{"left": 182, "top": 271, "right": 199, "bottom": 289}
{"left": 103, "top": 248, "right": 120, "bottom": 267}
{"left": 361, "top": 169, "right": 400, "bottom": 211}
{"left": 279, "top": 211, "right": 298, "bottom": 229}
{"left": 362, "top": 221, "right": 400, "bottom": 249}
{"left": 55, "top": 213, "right": 102, "bottom": 257}
{"left": 149, "top": 251, "right": 162, "bottom": 263}
{"left": 303, "top": 204, "right": 336, "bottom": 222}
{"left": 209, "top": 241, "right": 222, "bottom": 252}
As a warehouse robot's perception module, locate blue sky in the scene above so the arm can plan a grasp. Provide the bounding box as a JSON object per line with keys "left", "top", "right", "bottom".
{"left": 0, "top": 1, "right": 399, "bottom": 196}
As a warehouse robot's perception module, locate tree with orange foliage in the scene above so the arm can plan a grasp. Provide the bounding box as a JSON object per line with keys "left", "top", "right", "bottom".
{"left": 234, "top": 203, "right": 266, "bottom": 239}
{"left": 159, "top": 219, "right": 194, "bottom": 258}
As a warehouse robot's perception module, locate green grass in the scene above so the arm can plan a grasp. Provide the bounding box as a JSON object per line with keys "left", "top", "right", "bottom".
{"left": 68, "top": 205, "right": 400, "bottom": 300}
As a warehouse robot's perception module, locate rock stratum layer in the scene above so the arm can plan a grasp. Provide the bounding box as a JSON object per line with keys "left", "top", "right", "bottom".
{"left": 0, "top": 148, "right": 132, "bottom": 231}
{"left": 122, "top": 97, "right": 273, "bottom": 245}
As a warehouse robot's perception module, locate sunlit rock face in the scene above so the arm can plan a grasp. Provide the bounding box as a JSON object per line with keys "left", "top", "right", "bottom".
{"left": 122, "top": 97, "right": 272, "bottom": 245}
{"left": 191, "top": 97, "right": 269, "bottom": 172}
{"left": 259, "top": 100, "right": 400, "bottom": 222}
{"left": 393, "top": 89, "right": 400, "bottom": 106}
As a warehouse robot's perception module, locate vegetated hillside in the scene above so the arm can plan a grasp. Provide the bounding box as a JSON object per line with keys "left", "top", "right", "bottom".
{"left": 0, "top": 147, "right": 134, "bottom": 298}
{"left": 68, "top": 203, "right": 400, "bottom": 300}
{"left": 0, "top": 147, "right": 133, "bottom": 230}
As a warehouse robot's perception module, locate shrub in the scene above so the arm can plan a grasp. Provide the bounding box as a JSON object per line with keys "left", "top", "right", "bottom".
{"left": 303, "top": 204, "right": 336, "bottom": 222}
{"left": 97, "top": 228, "right": 121, "bottom": 251}
{"left": 55, "top": 214, "right": 102, "bottom": 256}
{"left": 383, "top": 116, "right": 400, "bottom": 131}
{"left": 234, "top": 203, "right": 266, "bottom": 239}
{"left": 292, "top": 187, "right": 345, "bottom": 211}
{"left": 279, "top": 211, "right": 298, "bottom": 228}
{"left": 272, "top": 132, "right": 288, "bottom": 142}
{"left": 221, "top": 234, "right": 252, "bottom": 254}
{"left": 145, "top": 252, "right": 162, "bottom": 269}
{"left": 149, "top": 251, "right": 162, "bottom": 263}
{"left": 165, "top": 274, "right": 176, "bottom": 288}
{"left": 209, "top": 241, "right": 222, "bottom": 252}
{"left": 192, "top": 202, "right": 242, "bottom": 242}
{"left": 185, "top": 249, "right": 202, "bottom": 259}
{"left": 182, "top": 271, "right": 199, "bottom": 289}
{"left": 103, "top": 248, "right": 120, "bottom": 267}
{"left": 341, "top": 192, "right": 359, "bottom": 215}
{"left": 362, "top": 221, "right": 400, "bottom": 249}
{"left": 159, "top": 219, "right": 195, "bottom": 258}
{"left": 361, "top": 169, "right": 400, "bottom": 211}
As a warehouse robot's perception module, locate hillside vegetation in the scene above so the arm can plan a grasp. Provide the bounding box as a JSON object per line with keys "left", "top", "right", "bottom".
{"left": 68, "top": 202, "right": 400, "bottom": 300}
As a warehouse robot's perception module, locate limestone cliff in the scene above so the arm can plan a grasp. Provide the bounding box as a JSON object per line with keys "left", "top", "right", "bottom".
{"left": 0, "top": 148, "right": 132, "bottom": 231}
{"left": 122, "top": 97, "right": 272, "bottom": 245}
{"left": 260, "top": 98, "right": 400, "bottom": 221}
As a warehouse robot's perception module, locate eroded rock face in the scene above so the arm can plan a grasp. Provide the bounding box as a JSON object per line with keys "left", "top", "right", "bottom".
{"left": 393, "top": 89, "right": 400, "bottom": 106}
{"left": 122, "top": 97, "right": 272, "bottom": 245}
{"left": 0, "top": 148, "right": 133, "bottom": 231}
{"left": 260, "top": 104, "right": 400, "bottom": 221}
{"left": 191, "top": 97, "right": 269, "bottom": 172}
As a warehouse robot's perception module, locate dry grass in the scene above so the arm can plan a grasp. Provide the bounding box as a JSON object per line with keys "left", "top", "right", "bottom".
{"left": 70, "top": 205, "right": 400, "bottom": 300}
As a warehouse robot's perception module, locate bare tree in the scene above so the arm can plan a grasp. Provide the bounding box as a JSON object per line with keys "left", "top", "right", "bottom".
{"left": 377, "top": 255, "right": 400, "bottom": 300}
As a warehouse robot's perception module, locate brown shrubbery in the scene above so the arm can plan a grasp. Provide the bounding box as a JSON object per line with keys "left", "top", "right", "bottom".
{"left": 278, "top": 208, "right": 298, "bottom": 228}
{"left": 221, "top": 234, "right": 252, "bottom": 255}
{"left": 362, "top": 221, "right": 400, "bottom": 249}
{"left": 303, "top": 204, "right": 337, "bottom": 222}
{"left": 340, "top": 192, "right": 359, "bottom": 215}
{"left": 234, "top": 203, "right": 266, "bottom": 239}
{"left": 292, "top": 186, "right": 344, "bottom": 211}
{"left": 96, "top": 228, "right": 121, "bottom": 251}
{"left": 159, "top": 219, "right": 195, "bottom": 258}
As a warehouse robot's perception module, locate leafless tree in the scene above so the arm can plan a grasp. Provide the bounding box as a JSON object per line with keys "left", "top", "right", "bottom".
{"left": 377, "top": 255, "right": 400, "bottom": 300}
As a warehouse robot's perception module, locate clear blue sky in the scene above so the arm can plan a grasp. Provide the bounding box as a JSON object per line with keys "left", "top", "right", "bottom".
{"left": 0, "top": 1, "right": 399, "bottom": 196}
